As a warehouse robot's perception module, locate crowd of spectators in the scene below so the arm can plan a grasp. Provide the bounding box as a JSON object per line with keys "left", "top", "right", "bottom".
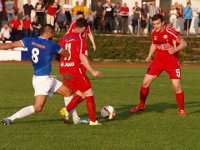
{"left": 0, "top": 0, "right": 200, "bottom": 43}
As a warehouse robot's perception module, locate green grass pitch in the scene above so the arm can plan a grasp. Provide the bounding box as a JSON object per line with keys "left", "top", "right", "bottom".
{"left": 0, "top": 63, "right": 200, "bottom": 150}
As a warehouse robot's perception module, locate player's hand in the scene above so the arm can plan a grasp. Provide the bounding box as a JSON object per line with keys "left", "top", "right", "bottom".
{"left": 168, "top": 47, "right": 177, "bottom": 54}
{"left": 92, "top": 70, "right": 102, "bottom": 77}
{"left": 145, "top": 56, "right": 152, "bottom": 62}
{"left": 93, "top": 45, "right": 97, "bottom": 52}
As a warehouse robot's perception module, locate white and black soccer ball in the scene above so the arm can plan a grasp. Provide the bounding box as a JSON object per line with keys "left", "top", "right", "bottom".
{"left": 101, "top": 105, "right": 116, "bottom": 120}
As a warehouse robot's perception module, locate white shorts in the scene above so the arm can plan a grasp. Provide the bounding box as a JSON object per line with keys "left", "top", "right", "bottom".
{"left": 32, "top": 75, "right": 62, "bottom": 97}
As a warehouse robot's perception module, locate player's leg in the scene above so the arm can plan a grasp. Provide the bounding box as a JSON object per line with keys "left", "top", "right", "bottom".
{"left": 130, "top": 60, "right": 162, "bottom": 113}
{"left": 65, "top": 90, "right": 85, "bottom": 112}
{"left": 55, "top": 81, "right": 82, "bottom": 123}
{"left": 55, "top": 84, "right": 73, "bottom": 97}
{"left": 1, "top": 76, "right": 53, "bottom": 125}
{"left": 166, "top": 63, "right": 186, "bottom": 116}
{"left": 83, "top": 88, "right": 98, "bottom": 125}
{"left": 78, "top": 88, "right": 101, "bottom": 126}
{"left": 1, "top": 95, "right": 47, "bottom": 125}
{"left": 171, "top": 79, "right": 186, "bottom": 116}
{"left": 60, "top": 90, "right": 85, "bottom": 122}
{"left": 63, "top": 95, "right": 81, "bottom": 124}
{"left": 130, "top": 74, "right": 156, "bottom": 113}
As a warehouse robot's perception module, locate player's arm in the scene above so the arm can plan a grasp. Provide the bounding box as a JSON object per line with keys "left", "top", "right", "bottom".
{"left": 80, "top": 54, "right": 101, "bottom": 77}
{"left": 88, "top": 33, "right": 96, "bottom": 52}
{"left": 168, "top": 39, "right": 187, "bottom": 55}
{"left": 145, "top": 43, "right": 156, "bottom": 62}
{"left": 0, "top": 40, "right": 23, "bottom": 50}
{"left": 59, "top": 48, "right": 69, "bottom": 58}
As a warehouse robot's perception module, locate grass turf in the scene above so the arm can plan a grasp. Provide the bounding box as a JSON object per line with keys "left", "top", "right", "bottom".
{"left": 0, "top": 63, "right": 200, "bottom": 150}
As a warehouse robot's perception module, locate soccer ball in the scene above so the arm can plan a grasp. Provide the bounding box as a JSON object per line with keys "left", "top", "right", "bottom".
{"left": 101, "top": 105, "right": 116, "bottom": 120}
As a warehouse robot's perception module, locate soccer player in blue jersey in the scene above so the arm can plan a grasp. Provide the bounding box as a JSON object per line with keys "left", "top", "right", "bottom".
{"left": 0, "top": 24, "right": 73, "bottom": 125}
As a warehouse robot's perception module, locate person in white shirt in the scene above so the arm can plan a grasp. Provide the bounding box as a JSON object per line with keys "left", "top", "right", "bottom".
{"left": 0, "top": 24, "right": 11, "bottom": 43}
{"left": 169, "top": 5, "right": 178, "bottom": 30}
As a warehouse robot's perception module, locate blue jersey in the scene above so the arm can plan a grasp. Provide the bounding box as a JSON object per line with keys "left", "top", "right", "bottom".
{"left": 21, "top": 37, "right": 62, "bottom": 76}
{"left": 183, "top": 7, "right": 192, "bottom": 19}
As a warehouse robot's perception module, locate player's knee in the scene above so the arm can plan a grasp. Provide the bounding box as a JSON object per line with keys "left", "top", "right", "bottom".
{"left": 63, "top": 88, "right": 73, "bottom": 97}
{"left": 84, "top": 89, "right": 93, "bottom": 97}
{"left": 173, "top": 85, "right": 182, "bottom": 93}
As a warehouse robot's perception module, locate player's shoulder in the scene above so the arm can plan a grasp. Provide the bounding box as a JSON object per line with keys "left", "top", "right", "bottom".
{"left": 165, "top": 26, "right": 177, "bottom": 34}
{"left": 165, "top": 26, "right": 179, "bottom": 37}
{"left": 62, "top": 32, "right": 81, "bottom": 42}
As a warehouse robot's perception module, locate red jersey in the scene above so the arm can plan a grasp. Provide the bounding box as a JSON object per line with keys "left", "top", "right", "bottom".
{"left": 152, "top": 26, "right": 183, "bottom": 60}
{"left": 67, "top": 21, "right": 91, "bottom": 53}
{"left": 121, "top": 7, "right": 129, "bottom": 14}
{"left": 23, "top": 20, "right": 32, "bottom": 29}
{"left": 147, "top": 26, "right": 183, "bottom": 79}
{"left": 59, "top": 32, "right": 86, "bottom": 78}
{"left": 47, "top": 4, "right": 57, "bottom": 16}
{"left": 9, "top": 19, "right": 21, "bottom": 29}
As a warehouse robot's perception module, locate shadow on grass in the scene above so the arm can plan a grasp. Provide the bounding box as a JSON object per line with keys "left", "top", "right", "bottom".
{"left": 0, "top": 106, "right": 25, "bottom": 110}
{"left": 15, "top": 118, "right": 63, "bottom": 125}
{"left": 90, "top": 75, "right": 168, "bottom": 81}
{"left": 101, "top": 101, "right": 200, "bottom": 123}
{"left": 1, "top": 101, "right": 200, "bottom": 125}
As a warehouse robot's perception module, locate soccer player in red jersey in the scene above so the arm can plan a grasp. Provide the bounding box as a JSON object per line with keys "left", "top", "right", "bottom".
{"left": 61, "top": 11, "right": 96, "bottom": 124}
{"left": 130, "top": 14, "right": 187, "bottom": 116}
{"left": 67, "top": 11, "right": 96, "bottom": 52}
{"left": 59, "top": 18, "right": 102, "bottom": 125}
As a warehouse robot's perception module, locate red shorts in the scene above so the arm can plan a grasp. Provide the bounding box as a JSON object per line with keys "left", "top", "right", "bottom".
{"left": 146, "top": 57, "right": 181, "bottom": 79}
{"left": 63, "top": 75, "right": 92, "bottom": 93}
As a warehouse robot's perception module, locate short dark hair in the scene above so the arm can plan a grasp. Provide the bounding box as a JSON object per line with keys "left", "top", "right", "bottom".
{"left": 152, "top": 14, "right": 164, "bottom": 22}
{"left": 76, "top": 11, "right": 84, "bottom": 16}
{"left": 75, "top": 18, "right": 88, "bottom": 28}
{"left": 41, "top": 24, "right": 54, "bottom": 34}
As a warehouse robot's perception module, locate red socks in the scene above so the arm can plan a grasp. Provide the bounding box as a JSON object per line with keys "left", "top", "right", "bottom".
{"left": 139, "top": 86, "right": 149, "bottom": 106}
{"left": 175, "top": 91, "right": 184, "bottom": 110}
{"left": 66, "top": 95, "right": 84, "bottom": 112}
{"left": 66, "top": 95, "right": 97, "bottom": 122}
{"left": 86, "top": 96, "right": 96, "bottom": 122}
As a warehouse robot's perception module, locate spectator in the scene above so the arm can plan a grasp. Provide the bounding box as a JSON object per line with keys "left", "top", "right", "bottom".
{"left": 63, "top": 1, "right": 72, "bottom": 27}
{"left": 72, "top": 1, "right": 84, "bottom": 21}
{"left": 31, "top": 16, "right": 42, "bottom": 36}
{"left": 120, "top": 2, "right": 129, "bottom": 34}
{"left": 81, "top": 1, "right": 89, "bottom": 16}
{"left": 56, "top": 9, "right": 68, "bottom": 31}
{"left": 0, "top": 0, "right": 3, "bottom": 29}
{"left": 158, "top": 6, "right": 165, "bottom": 17}
{"left": 177, "top": 3, "right": 184, "bottom": 34}
{"left": 141, "top": 2, "right": 149, "bottom": 35}
{"left": 35, "top": 0, "right": 45, "bottom": 25}
{"left": 86, "top": 10, "right": 94, "bottom": 29}
{"left": 183, "top": 2, "right": 193, "bottom": 36}
{"left": 169, "top": 5, "right": 178, "bottom": 30}
{"left": 132, "top": 2, "right": 141, "bottom": 34}
{"left": 92, "top": 1, "right": 104, "bottom": 33}
{"left": 113, "top": 2, "right": 121, "bottom": 33}
{"left": 198, "top": 11, "right": 200, "bottom": 37}
{"left": 23, "top": 0, "right": 34, "bottom": 17}
{"left": 103, "top": 1, "right": 114, "bottom": 33}
{"left": 5, "top": 0, "right": 15, "bottom": 22}
{"left": 0, "top": 24, "right": 12, "bottom": 42}
{"left": 9, "top": 15, "right": 21, "bottom": 41}
{"left": 46, "top": 1, "right": 60, "bottom": 26}
{"left": 22, "top": 15, "right": 32, "bottom": 38}
{"left": 148, "top": 2, "right": 158, "bottom": 32}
